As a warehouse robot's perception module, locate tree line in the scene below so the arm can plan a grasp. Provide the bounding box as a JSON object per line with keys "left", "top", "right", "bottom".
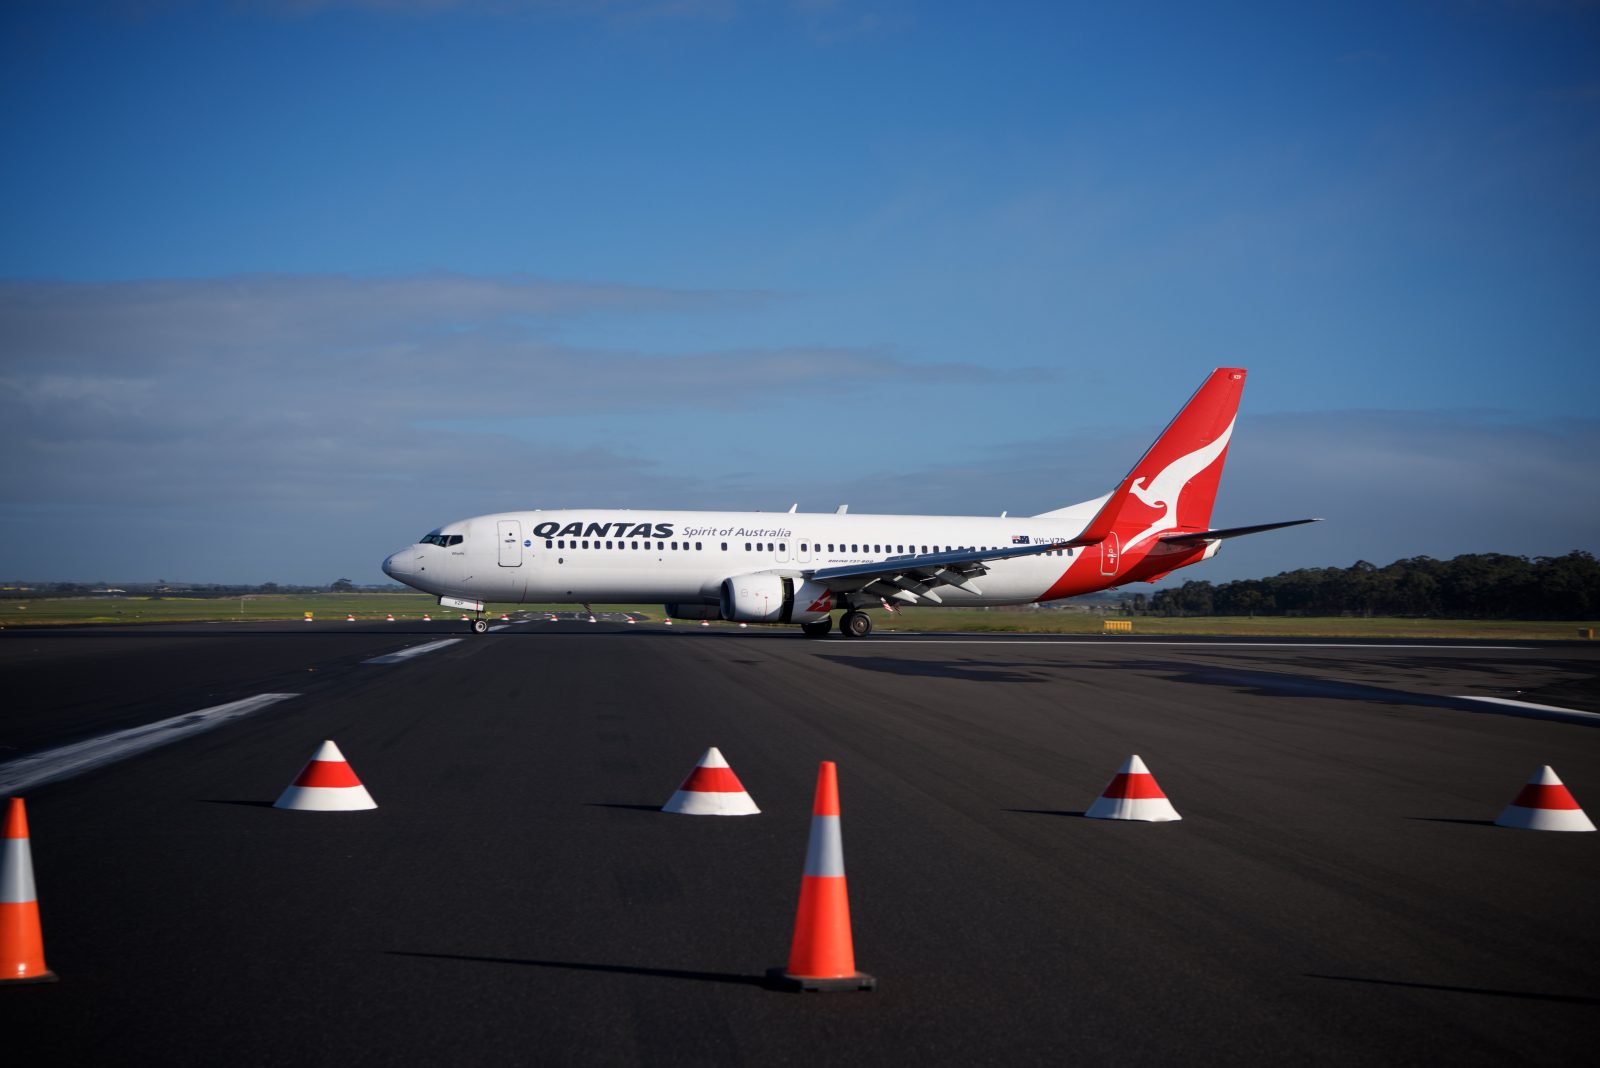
{"left": 1133, "top": 551, "right": 1600, "bottom": 619}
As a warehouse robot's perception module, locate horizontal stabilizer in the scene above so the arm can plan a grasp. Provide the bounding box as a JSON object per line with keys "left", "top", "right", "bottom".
{"left": 1160, "top": 518, "right": 1322, "bottom": 544}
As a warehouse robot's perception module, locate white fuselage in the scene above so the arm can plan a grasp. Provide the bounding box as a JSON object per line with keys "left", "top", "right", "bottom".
{"left": 381, "top": 506, "right": 1111, "bottom": 607}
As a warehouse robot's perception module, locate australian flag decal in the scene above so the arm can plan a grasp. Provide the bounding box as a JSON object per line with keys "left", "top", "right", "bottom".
{"left": 1011, "top": 535, "right": 1030, "bottom": 544}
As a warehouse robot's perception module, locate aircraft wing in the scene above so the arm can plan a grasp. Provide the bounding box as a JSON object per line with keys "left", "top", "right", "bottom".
{"left": 1159, "top": 518, "right": 1322, "bottom": 543}
{"left": 805, "top": 538, "right": 1086, "bottom": 603}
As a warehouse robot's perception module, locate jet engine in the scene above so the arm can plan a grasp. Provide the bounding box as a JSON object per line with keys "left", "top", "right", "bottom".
{"left": 718, "top": 574, "right": 833, "bottom": 624}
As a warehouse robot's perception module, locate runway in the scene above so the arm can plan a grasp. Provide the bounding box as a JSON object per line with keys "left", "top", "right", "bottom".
{"left": 2, "top": 620, "right": 1598, "bottom": 1064}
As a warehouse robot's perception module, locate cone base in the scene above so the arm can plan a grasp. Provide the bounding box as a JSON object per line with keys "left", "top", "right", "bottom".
{"left": 661, "top": 790, "right": 760, "bottom": 816}
{"left": 273, "top": 785, "right": 378, "bottom": 811}
{"left": 1084, "top": 796, "right": 1182, "bottom": 822}
{"left": 1495, "top": 805, "right": 1596, "bottom": 832}
{"left": 0, "top": 969, "right": 58, "bottom": 984}
{"left": 764, "top": 966, "right": 875, "bottom": 992}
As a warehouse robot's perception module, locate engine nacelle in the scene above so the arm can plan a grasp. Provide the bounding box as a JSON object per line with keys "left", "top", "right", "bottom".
{"left": 665, "top": 603, "right": 723, "bottom": 621}
{"left": 789, "top": 578, "right": 834, "bottom": 622}
{"left": 720, "top": 573, "right": 787, "bottom": 623}
{"left": 718, "top": 574, "right": 834, "bottom": 624}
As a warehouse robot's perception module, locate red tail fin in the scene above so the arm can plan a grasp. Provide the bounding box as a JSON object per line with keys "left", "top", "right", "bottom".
{"left": 1073, "top": 368, "right": 1245, "bottom": 553}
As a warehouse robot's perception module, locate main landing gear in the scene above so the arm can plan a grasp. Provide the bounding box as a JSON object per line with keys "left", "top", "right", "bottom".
{"left": 470, "top": 617, "right": 488, "bottom": 635}
{"left": 801, "top": 617, "right": 832, "bottom": 639}
{"left": 839, "top": 610, "right": 872, "bottom": 639}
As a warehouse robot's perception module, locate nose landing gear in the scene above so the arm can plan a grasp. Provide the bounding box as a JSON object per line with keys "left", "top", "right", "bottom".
{"left": 470, "top": 617, "right": 489, "bottom": 635}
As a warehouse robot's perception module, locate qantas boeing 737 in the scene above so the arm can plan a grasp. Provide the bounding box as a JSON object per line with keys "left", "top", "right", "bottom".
{"left": 381, "top": 367, "right": 1317, "bottom": 637}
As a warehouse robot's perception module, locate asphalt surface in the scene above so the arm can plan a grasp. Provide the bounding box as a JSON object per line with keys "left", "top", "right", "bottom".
{"left": 2, "top": 620, "right": 1598, "bottom": 1065}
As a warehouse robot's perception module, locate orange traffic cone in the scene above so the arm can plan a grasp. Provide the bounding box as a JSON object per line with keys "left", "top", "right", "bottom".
{"left": 767, "top": 762, "right": 875, "bottom": 992}
{"left": 274, "top": 741, "right": 377, "bottom": 811}
{"left": 1495, "top": 766, "right": 1595, "bottom": 831}
{"left": 1, "top": 798, "right": 57, "bottom": 983}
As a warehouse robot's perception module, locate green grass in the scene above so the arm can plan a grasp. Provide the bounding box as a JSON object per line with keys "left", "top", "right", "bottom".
{"left": 3, "top": 595, "right": 1595, "bottom": 641}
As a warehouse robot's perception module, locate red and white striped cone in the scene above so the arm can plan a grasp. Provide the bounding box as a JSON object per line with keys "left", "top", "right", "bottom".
{"left": 274, "top": 741, "right": 378, "bottom": 811}
{"left": 739, "top": 622, "right": 748, "bottom": 629}
{"left": 346, "top": 614, "right": 355, "bottom": 622}
{"left": 662, "top": 748, "right": 760, "bottom": 816}
{"left": 767, "top": 762, "right": 875, "bottom": 991}
{"left": 386, "top": 613, "right": 395, "bottom": 622}
{"left": 1, "top": 798, "right": 57, "bottom": 984}
{"left": 1495, "top": 766, "right": 1595, "bottom": 831}
{"left": 460, "top": 614, "right": 469, "bottom": 622}
{"left": 423, "top": 613, "right": 431, "bottom": 622}
{"left": 1085, "top": 755, "right": 1182, "bottom": 822}
{"left": 501, "top": 614, "right": 509, "bottom": 622}
{"left": 700, "top": 620, "right": 709, "bottom": 627}
{"left": 663, "top": 619, "right": 673, "bottom": 626}
{"left": 625, "top": 616, "right": 636, "bottom": 625}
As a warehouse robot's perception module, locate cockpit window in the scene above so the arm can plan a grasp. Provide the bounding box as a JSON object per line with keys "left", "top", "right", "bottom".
{"left": 419, "top": 533, "right": 464, "bottom": 547}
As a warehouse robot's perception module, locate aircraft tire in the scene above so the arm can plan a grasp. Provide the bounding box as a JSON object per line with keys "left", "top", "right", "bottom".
{"left": 471, "top": 618, "right": 489, "bottom": 635}
{"left": 841, "top": 611, "right": 872, "bottom": 639}
{"left": 801, "top": 617, "right": 832, "bottom": 639}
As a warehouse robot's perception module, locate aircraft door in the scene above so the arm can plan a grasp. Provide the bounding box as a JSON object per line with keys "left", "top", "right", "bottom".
{"left": 1099, "top": 531, "right": 1120, "bottom": 576}
{"left": 797, "top": 538, "right": 813, "bottom": 564}
{"left": 498, "top": 520, "right": 522, "bottom": 567}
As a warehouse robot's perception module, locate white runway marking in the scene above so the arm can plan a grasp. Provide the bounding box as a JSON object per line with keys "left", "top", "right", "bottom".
{"left": 363, "top": 638, "right": 463, "bottom": 664}
{"left": 1450, "top": 695, "right": 1600, "bottom": 723}
{"left": 0, "top": 693, "right": 299, "bottom": 793}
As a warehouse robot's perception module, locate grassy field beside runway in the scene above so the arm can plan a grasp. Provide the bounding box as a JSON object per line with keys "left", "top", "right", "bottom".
{"left": 3, "top": 593, "right": 1595, "bottom": 640}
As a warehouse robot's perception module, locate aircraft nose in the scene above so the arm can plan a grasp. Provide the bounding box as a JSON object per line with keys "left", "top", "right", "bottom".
{"left": 382, "top": 550, "right": 414, "bottom": 578}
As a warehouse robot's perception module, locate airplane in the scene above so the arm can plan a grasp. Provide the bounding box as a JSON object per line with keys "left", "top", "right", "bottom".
{"left": 381, "top": 367, "right": 1318, "bottom": 637}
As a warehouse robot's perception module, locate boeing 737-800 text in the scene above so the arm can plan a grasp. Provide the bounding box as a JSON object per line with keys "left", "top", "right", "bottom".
{"left": 382, "top": 368, "right": 1317, "bottom": 637}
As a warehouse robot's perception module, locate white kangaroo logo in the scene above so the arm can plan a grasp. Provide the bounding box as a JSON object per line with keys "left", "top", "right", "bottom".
{"left": 1123, "top": 417, "right": 1234, "bottom": 553}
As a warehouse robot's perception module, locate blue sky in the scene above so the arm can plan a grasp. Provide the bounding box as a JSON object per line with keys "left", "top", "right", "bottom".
{"left": 2, "top": 0, "right": 1597, "bottom": 586}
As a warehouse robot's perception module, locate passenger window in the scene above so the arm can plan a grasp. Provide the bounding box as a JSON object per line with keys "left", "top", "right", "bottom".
{"left": 744, "top": 542, "right": 751, "bottom": 551}
{"left": 779, "top": 543, "right": 786, "bottom": 553}
{"left": 631, "top": 541, "right": 639, "bottom": 550}
{"left": 721, "top": 542, "right": 728, "bottom": 551}
{"left": 582, "top": 540, "right": 590, "bottom": 549}
{"left": 695, "top": 542, "right": 702, "bottom": 551}
{"left": 545, "top": 540, "right": 553, "bottom": 549}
